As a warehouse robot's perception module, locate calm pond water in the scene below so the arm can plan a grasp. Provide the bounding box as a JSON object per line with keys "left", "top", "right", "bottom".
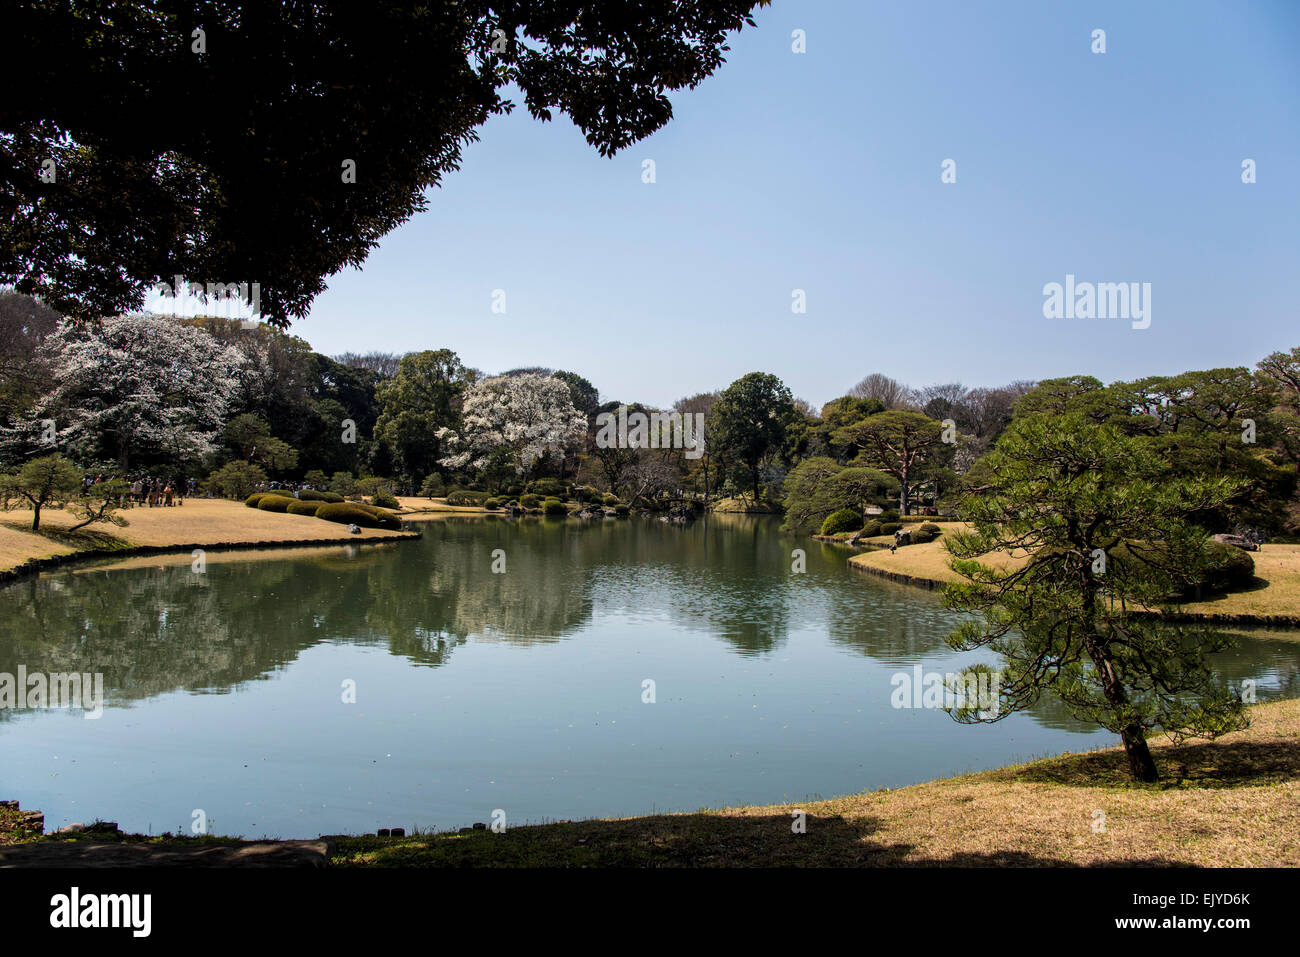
{"left": 2, "top": 514, "right": 1296, "bottom": 838}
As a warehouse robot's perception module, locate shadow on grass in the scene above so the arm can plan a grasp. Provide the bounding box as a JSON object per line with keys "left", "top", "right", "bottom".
{"left": 1004, "top": 738, "right": 1300, "bottom": 790}
{"left": 332, "top": 813, "right": 1194, "bottom": 868}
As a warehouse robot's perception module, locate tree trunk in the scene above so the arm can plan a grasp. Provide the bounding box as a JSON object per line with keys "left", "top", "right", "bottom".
{"left": 1121, "top": 723, "right": 1159, "bottom": 782}
{"left": 31, "top": 502, "right": 41, "bottom": 531}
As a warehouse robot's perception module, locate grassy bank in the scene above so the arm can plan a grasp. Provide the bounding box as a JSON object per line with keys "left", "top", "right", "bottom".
{"left": 845, "top": 525, "right": 1300, "bottom": 625}
{"left": 0, "top": 497, "right": 417, "bottom": 578}
{"left": 8, "top": 699, "right": 1295, "bottom": 867}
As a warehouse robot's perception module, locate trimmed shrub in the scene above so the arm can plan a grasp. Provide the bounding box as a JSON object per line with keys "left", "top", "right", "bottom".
{"left": 878, "top": 522, "right": 902, "bottom": 536}
{"left": 205, "top": 461, "right": 268, "bottom": 501}
{"left": 820, "top": 508, "right": 864, "bottom": 536}
{"left": 1193, "top": 541, "right": 1256, "bottom": 594}
{"left": 484, "top": 497, "right": 503, "bottom": 510}
{"left": 371, "top": 488, "right": 401, "bottom": 510}
{"left": 527, "top": 478, "right": 565, "bottom": 498}
{"left": 244, "top": 492, "right": 269, "bottom": 508}
{"left": 859, "top": 519, "right": 883, "bottom": 538}
{"left": 880, "top": 509, "right": 901, "bottom": 524}
{"left": 603, "top": 493, "right": 620, "bottom": 506}
{"left": 910, "top": 522, "right": 943, "bottom": 544}
{"left": 286, "top": 500, "right": 322, "bottom": 516}
{"left": 614, "top": 504, "right": 630, "bottom": 516}
{"left": 542, "top": 498, "right": 567, "bottom": 516}
{"left": 296, "top": 489, "right": 344, "bottom": 503}
{"left": 315, "top": 502, "right": 402, "bottom": 530}
{"left": 519, "top": 493, "right": 540, "bottom": 509}
{"left": 256, "top": 495, "right": 297, "bottom": 513}
{"left": 447, "top": 490, "right": 490, "bottom": 506}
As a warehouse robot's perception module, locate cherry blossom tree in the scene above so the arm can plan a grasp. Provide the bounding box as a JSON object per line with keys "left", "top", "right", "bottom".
{"left": 438, "top": 374, "right": 587, "bottom": 478}
{"left": 15, "top": 313, "right": 244, "bottom": 470}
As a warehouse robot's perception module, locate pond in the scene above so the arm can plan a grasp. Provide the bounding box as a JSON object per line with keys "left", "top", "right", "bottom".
{"left": 1, "top": 514, "right": 1296, "bottom": 838}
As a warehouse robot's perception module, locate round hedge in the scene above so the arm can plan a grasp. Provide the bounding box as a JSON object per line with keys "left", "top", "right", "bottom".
{"left": 298, "top": 489, "right": 344, "bottom": 503}
{"left": 542, "top": 498, "right": 567, "bottom": 516}
{"left": 519, "top": 493, "right": 540, "bottom": 509}
{"left": 1197, "top": 541, "right": 1256, "bottom": 593}
{"left": 315, "top": 502, "right": 402, "bottom": 530}
{"left": 878, "top": 522, "right": 902, "bottom": 536}
{"left": 244, "top": 492, "right": 269, "bottom": 508}
{"left": 484, "top": 497, "right": 502, "bottom": 510}
{"left": 527, "top": 478, "right": 565, "bottom": 498}
{"left": 910, "top": 522, "right": 943, "bottom": 544}
{"left": 820, "top": 508, "right": 863, "bottom": 536}
{"left": 614, "top": 504, "right": 630, "bottom": 516}
{"left": 256, "top": 495, "right": 297, "bottom": 513}
{"left": 286, "top": 500, "right": 322, "bottom": 516}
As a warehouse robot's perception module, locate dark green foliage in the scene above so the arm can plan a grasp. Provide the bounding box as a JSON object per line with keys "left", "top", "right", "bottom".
{"left": 255, "top": 495, "right": 296, "bottom": 512}
{"left": 878, "top": 522, "right": 902, "bottom": 536}
{"left": 315, "top": 502, "right": 401, "bottom": 530}
{"left": 945, "top": 413, "right": 1249, "bottom": 782}
{"left": 911, "top": 522, "right": 943, "bottom": 544}
{"left": 298, "top": 489, "right": 344, "bottom": 503}
{"left": 519, "top": 493, "right": 540, "bottom": 509}
{"left": 542, "top": 498, "right": 567, "bottom": 516}
{"left": 286, "top": 500, "right": 322, "bottom": 516}
{"left": 204, "top": 461, "right": 267, "bottom": 501}
{"left": 781, "top": 456, "right": 898, "bottom": 534}
{"left": 420, "top": 473, "right": 446, "bottom": 498}
{"left": 5, "top": 2, "right": 764, "bottom": 325}
{"left": 820, "top": 508, "right": 863, "bottom": 536}
{"left": 244, "top": 493, "right": 268, "bottom": 508}
{"left": 527, "top": 478, "right": 565, "bottom": 498}
{"left": 371, "top": 488, "right": 401, "bottom": 510}
{"left": 484, "top": 497, "right": 502, "bottom": 510}
{"left": 1199, "top": 541, "right": 1257, "bottom": 592}
{"left": 614, "top": 504, "right": 631, "bottom": 516}
{"left": 708, "top": 371, "right": 799, "bottom": 501}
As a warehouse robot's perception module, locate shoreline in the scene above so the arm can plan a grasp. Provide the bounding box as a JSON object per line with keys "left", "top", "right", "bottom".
{"left": 0, "top": 498, "right": 419, "bottom": 585}
{"left": 841, "top": 529, "right": 1300, "bottom": 628}
{"left": 5, "top": 698, "right": 1296, "bottom": 867}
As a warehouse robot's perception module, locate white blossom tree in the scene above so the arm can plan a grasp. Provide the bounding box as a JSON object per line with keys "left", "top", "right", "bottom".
{"left": 19, "top": 313, "right": 244, "bottom": 470}
{"left": 438, "top": 373, "right": 587, "bottom": 477}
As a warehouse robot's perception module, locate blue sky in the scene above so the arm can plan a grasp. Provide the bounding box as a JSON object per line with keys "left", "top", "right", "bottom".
{"left": 296, "top": 0, "right": 1300, "bottom": 409}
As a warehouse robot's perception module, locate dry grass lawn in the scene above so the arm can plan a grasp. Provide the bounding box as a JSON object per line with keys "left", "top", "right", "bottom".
{"left": 0, "top": 524, "right": 77, "bottom": 572}
{"left": 328, "top": 698, "right": 1300, "bottom": 867}
{"left": 0, "top": 497, "right": 413, "bottom": 573}
{"left": 849, "top": 527, "right": 1300, "bottom": 620}
{"left": 394, "top": 495, "right": 489, "bottom": 517}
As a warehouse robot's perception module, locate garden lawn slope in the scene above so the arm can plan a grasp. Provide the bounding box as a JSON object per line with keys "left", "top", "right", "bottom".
{"left": 848, "top": 527, "right": 1300, "bottom": 622}
{"left": 0, "top": 498, "right": 413, "bottom": 575}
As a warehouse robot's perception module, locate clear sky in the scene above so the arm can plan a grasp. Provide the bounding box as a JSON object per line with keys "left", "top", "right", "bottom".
{"left": 294, "top": 0, "right": 1300, "bottom": 410}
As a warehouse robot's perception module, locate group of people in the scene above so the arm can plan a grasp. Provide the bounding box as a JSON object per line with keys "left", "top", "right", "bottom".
{"left": 109, "top": 475, "right": 198, "bottom": 507}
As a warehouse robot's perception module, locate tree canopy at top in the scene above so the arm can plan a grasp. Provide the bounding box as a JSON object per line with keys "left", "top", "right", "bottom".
{"left": 1, "top": 0, "right": 767, "bottom": 325}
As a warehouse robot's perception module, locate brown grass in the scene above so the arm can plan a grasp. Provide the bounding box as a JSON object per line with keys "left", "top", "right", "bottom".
{"left": 849, "top": 528, "right": 1300, "bottom": 621}
{"left": 0, "top": 524, "right": 76, "bottom": 572}
{"left": 0, "top": 498, "right": 413, "bottom": 574}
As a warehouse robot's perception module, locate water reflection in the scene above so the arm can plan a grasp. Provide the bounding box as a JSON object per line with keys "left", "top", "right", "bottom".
{"left": 0, "top": 515, "right": 1294, "bottom": 731}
